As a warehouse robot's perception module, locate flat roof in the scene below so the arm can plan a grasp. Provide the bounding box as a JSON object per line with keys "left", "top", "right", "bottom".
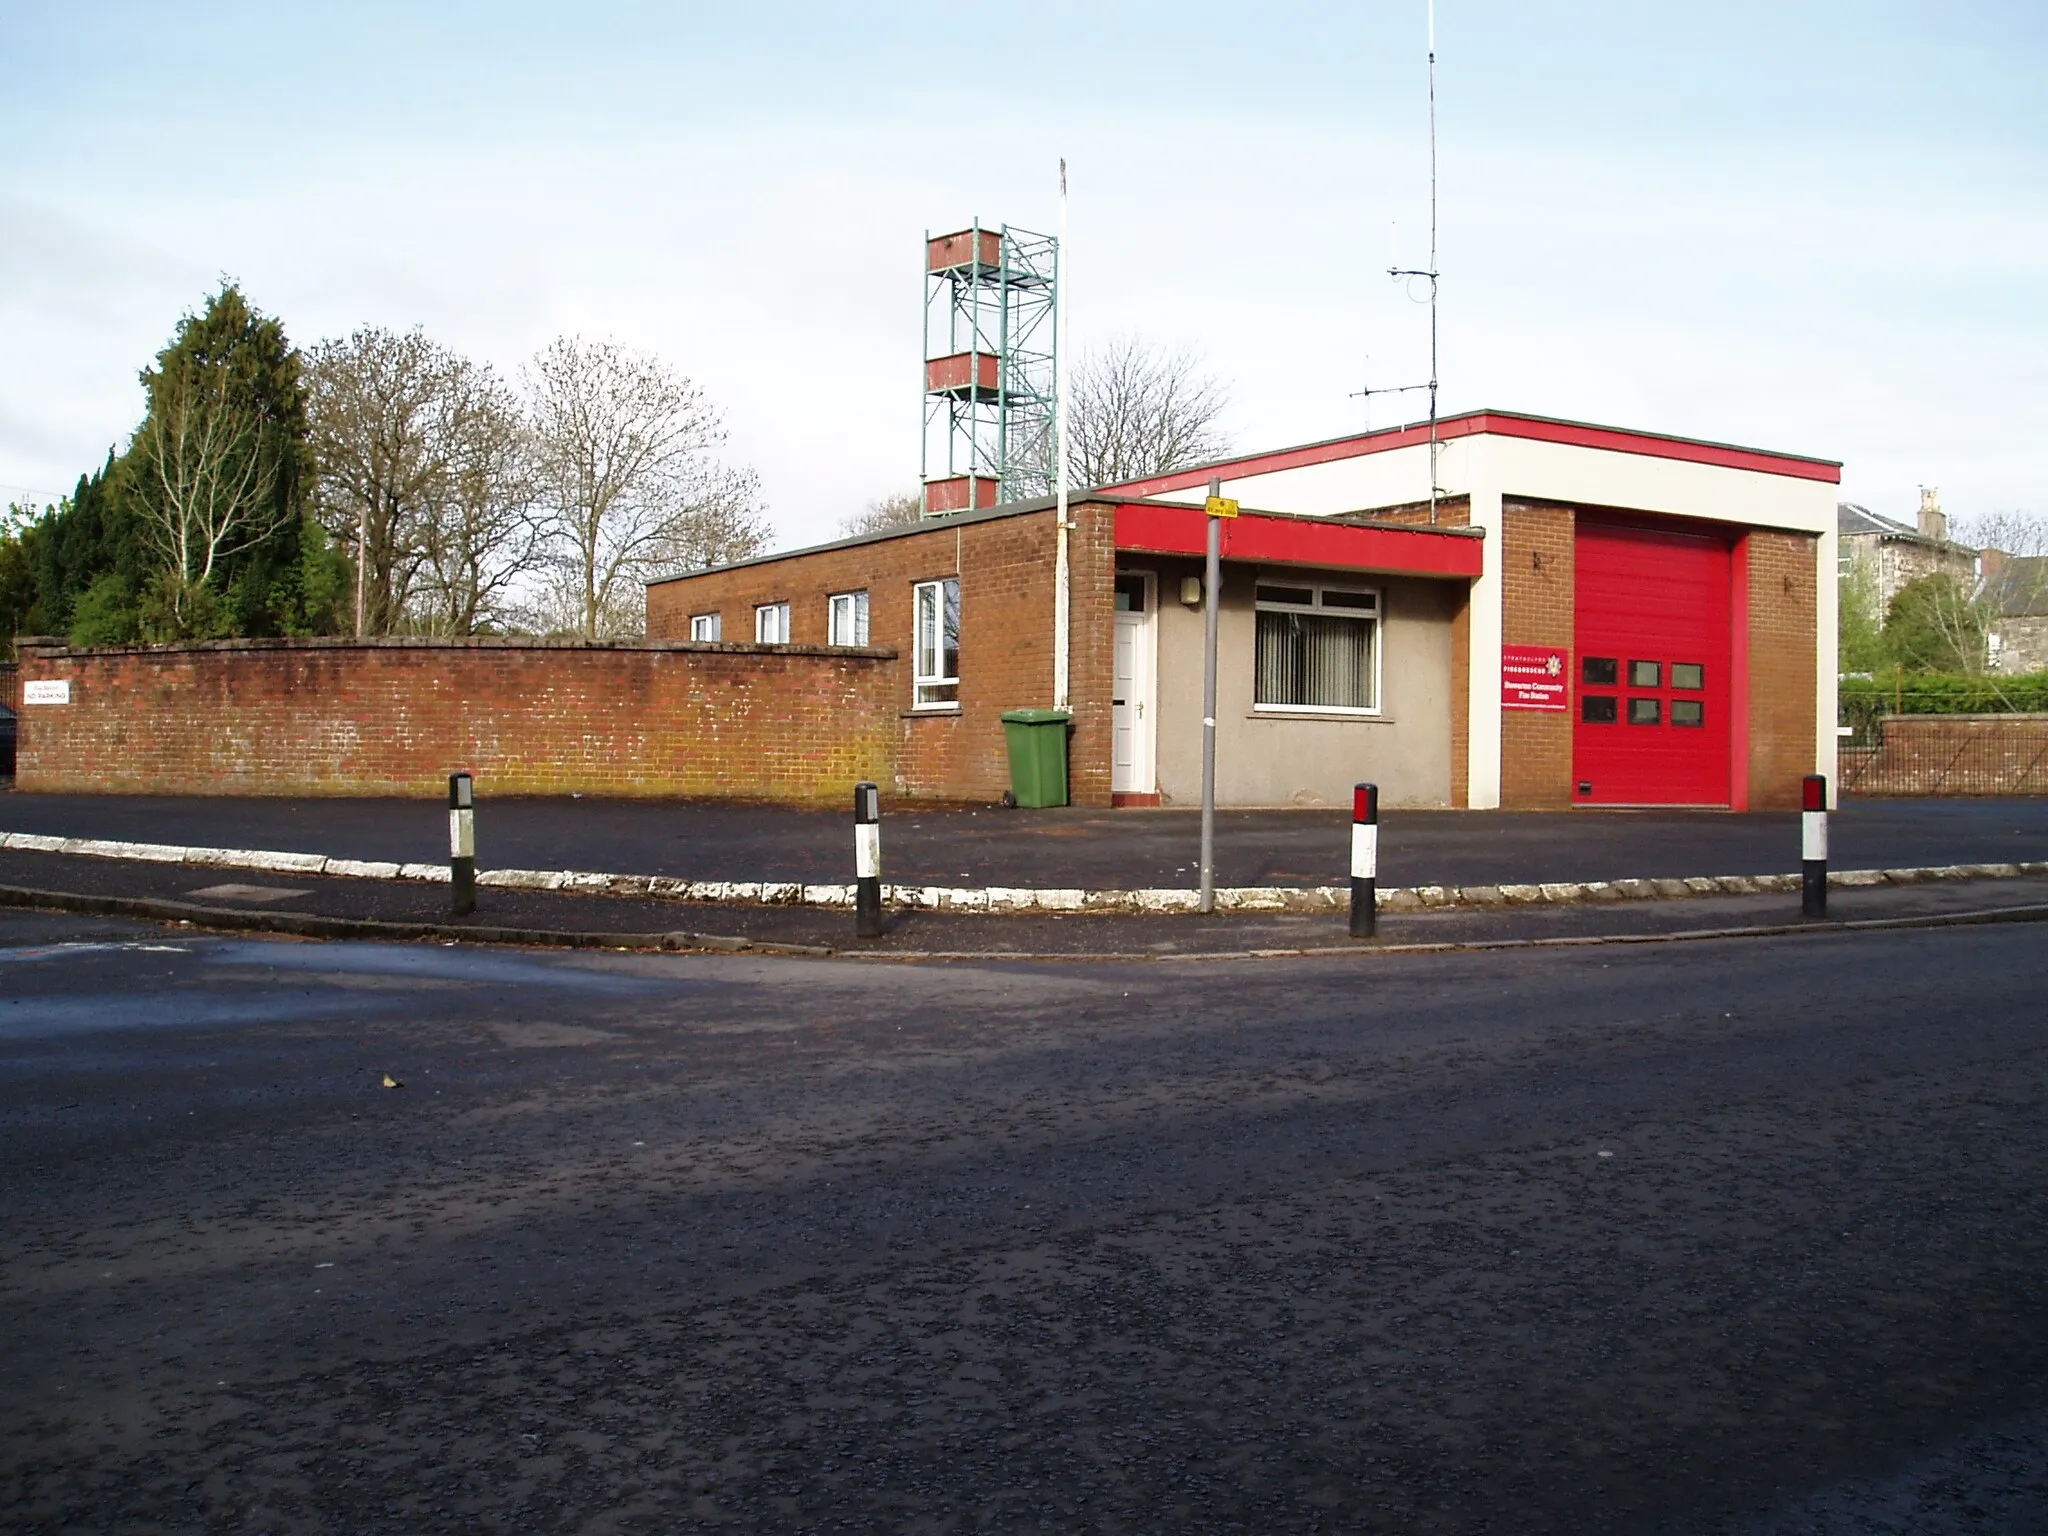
{"left": 649, "top": 407, "right": 1840, "bottom": 590}
{"left": 1104, "top": 408, "right": 1843, "bottom": 498}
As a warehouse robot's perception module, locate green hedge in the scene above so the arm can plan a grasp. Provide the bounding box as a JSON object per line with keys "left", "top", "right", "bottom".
{"left": 1840, "top": 671, "right": 2048, "bottom": 733}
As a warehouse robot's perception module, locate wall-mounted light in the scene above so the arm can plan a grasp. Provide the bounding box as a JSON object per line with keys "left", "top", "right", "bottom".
{"left": 1179, "top": 576, "right": 1203, "bottom": 607}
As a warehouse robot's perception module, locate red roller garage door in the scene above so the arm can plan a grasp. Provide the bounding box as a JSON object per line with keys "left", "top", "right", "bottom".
{"left": 1573, "top": 520, "right": 1733, "bottom": 806}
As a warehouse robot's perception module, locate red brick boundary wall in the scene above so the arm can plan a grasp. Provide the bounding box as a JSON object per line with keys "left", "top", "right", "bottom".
{"left": 9, "top": 637, "right": 897, "bottom": 801}
{"left": 1841, "top": 714, "right": 2048, "bottom": 797}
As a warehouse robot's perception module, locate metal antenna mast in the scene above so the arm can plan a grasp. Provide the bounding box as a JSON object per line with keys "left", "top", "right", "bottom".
{"left": 1366, "top": 0, "right": 1442, "bottom": 522}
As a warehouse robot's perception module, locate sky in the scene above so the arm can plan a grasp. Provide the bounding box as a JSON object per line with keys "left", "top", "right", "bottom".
{"left": 3, "top": 0, "right": 2044, "bottom": 551}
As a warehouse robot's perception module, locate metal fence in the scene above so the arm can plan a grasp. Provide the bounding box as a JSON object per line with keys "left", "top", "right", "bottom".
{"left": 1839, "top": 712, "right": 2048, "bottom": 796}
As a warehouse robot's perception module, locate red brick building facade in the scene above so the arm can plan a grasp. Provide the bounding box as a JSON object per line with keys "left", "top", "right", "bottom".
{"left": 7, "top": 412, "right": 1837, "bottom": 813}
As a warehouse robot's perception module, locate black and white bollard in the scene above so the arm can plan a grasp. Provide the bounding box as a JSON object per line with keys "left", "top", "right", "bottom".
{"left": 1801, "top": 773, "right": 1828, "bottom": 920}
{"left": 854, "top": 781, "right": 883, "bottom": 939}
{"left": 449, "top": 771, "right": 476, "bottom": 917}
{"left": 1349, "top": 781, "right": 1379, "bottom": 940}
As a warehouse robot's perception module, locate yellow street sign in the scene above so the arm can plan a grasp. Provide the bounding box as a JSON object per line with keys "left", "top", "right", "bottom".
{"left": 1205, "top": 495, "right": 1239, "bottom": 518}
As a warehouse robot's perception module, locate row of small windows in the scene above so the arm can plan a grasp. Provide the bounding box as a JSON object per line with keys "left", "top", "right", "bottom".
{"left": 1582, "top": 657, "right": 1705, "bottom": 691}
{"left": 696, "top": 578, "right": 1385, "bottom": 715}
{"left": 1581, "top": 655, "right": 1707, "bottom": 728}
{"left": 1583, "top": 696, "right": 1706, "bottom": 727}
{"left": 689, "top": 592, "right": 873, "bottom": 648}
{"left": 687, "top": 581, "right": 958, "bottom": 709}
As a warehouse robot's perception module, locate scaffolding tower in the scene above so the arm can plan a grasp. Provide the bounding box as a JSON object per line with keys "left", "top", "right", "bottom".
{"left": 921, "top": 221, "right": 1058, "bottom": 516}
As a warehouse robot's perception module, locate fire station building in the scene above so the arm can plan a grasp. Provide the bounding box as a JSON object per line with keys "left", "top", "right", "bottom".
{"left": 646, "top": 409, "right": 1839, "bottom": 812}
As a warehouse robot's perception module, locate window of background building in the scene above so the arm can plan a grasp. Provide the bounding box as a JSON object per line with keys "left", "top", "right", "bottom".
{"left": 913, "top": 578, "right": 960, "bottom": 707}
{"left": 829, "top": 590, "right": 870, "bottom": 647}
{"left": 689, "top": 613, "right": 721, "bottom": 642}
{"left": 1253, "top": 580, "right": 1380, "bottom": 713}
{"left": 755, "top": 602, "right": 790, "bottom": 644}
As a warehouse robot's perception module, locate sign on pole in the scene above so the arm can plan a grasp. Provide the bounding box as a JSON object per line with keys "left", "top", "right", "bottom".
{"left": 1204, "top": 495, "right": 1239, "bottom": 519}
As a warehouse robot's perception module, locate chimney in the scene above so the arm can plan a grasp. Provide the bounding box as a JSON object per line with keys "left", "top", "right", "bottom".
{"left": 1981, "top": 547, "right": 2005, "bottom": 584}
{"left": 1917, "top": 486, "right": 1946, "bottom": 542}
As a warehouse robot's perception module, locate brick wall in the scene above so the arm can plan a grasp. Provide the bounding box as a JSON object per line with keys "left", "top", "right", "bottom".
{"left": 648, "top": 503, "right": 1116, "bottom": 806}
{"left": 1362, "top": 495, "right": 1474, "bottom": 528}
{"left": 1842, "top": 714, "right": 2048, "bottom": 796}
{"left": 0, "top": 661, "right": 15, "bottom": 779}
{"left": 10, "top": 638, "right": 895, "bottom": 801}
{"left": 1745, "top": 529, "right": 1819, "bottom": 809}
{"left": 1499, "top": 500, "right": 1577, "bottom": 807}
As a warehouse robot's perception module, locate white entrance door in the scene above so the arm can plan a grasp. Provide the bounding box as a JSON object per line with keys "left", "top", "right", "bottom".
{"left": 1112, "top": 574, "right": 1156, "bottom": 796}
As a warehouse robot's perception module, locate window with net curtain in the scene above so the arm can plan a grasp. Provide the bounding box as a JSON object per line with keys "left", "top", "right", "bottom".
{"left": 1254, "top": 581, "right": 1380, "bottom": 712}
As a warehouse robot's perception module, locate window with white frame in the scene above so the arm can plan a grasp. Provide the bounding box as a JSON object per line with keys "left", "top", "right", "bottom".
{"left": 912, "top": 577, "right": 960, "bottom": 707}
{"left": 829, "top": 590, "right": 870, "bottom": 647}
{"left": 1253, "top": 579, "right": 1380, "bottom": 713}
{"left": 755, "top": 602, "right": 790, "bottom": 644}
{"left": 689, "top": 612, "right": 721, "bottom": 642}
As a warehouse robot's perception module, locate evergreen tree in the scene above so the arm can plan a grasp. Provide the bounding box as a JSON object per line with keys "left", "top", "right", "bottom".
{"left": 1883, "top": 573, "right": 1987, "bottom": 674}
{"left": 30, "top": 458, "right": 151, "bottom": 644}
{"left": 122, "top": 284, "right": 317, "bottom": 639}
{"left": 0, "top": 504, "right": 48, "bottom": 655}
{"left": 16, "top": 286, "right": 347, "bottom": 645}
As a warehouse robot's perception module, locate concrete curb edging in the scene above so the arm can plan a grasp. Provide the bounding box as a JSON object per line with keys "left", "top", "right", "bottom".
{"left": 3, "top": 881, "right": 2045, "bottom": 965}
{"left": 0, "top": 883, "right": 834, "bottom": 957}
{"left": 3, "top": 830, "right": 2045, "bottom": 915}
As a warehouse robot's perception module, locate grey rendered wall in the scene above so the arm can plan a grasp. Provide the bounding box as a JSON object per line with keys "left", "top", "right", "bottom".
{"left": 1132, "top": 558, "right": 1458, "bottom": 808}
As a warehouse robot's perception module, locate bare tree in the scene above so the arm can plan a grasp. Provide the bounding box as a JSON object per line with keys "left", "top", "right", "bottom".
{"left": 134, "top": 360, "right": 286, "bottom": 629}
{"left": 526, "top": 337, "right": 769, "bottom": 638}
{"left": 1955, "top": 509, "right": 2048, "bottom": 559}
{"left": 1063, "top": 335, "right": 1231, "bottom": 489}
{"left": 840, "top": 490, "right": 922, "bottom": 538}
{"left": 306, "top": 328, "right": 462, "bottom": 635}
{"left": 412, "top": 368, "right": 543, "bottom": 635}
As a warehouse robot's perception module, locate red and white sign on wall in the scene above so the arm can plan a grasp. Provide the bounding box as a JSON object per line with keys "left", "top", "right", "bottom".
{"left": 1501, "top": 646, "right": 1569, "bottom": 711}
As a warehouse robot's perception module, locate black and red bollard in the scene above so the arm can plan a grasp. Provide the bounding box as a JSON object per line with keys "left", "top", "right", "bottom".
{"left": 1350, "top": 781, "right": 1379, "bottom": 939}
{"left": 854, "top": 781, "right": 883, "bottom": 939}
{"left": 449, "top": 771, "right": 476, "bottom": 917}
{"left": 1801, "top": 773, "right": 1828, "bottom": 919}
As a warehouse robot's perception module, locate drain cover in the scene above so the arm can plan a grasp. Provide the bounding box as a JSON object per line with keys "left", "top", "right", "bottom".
{"left": 185, "top": 884, "right": 313, "bottom": 903}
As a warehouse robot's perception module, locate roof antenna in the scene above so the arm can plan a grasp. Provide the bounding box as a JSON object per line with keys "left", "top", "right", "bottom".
{"left": 1366, "top": 0, "right": 1442, "bottom": 523}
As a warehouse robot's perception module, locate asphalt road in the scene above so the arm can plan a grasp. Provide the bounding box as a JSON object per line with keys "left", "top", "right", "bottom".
{"left": 5, "top": 792, "right": 2048, "bottom": 890}
{"left": 3, "top": 911, "right": 2046, "bottom": 1533}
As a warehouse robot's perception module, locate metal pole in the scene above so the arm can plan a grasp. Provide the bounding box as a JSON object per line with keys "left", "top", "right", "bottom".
{"left": 1053, "top": 159, "right": 1071, "bottom": 712}
{"left": 1426, "top": 0, "right": 1439, "bottom": 525}
{"left": 1200, "top": 475, "right": 1221, "bottom": 914}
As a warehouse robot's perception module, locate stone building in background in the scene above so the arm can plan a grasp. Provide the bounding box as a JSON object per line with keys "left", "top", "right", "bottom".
{"left": 1983, "top": 553, "right": 2048, "bottom": 675}
{"left": 1837, "top": 488, "right": 1979, "bottom": 611}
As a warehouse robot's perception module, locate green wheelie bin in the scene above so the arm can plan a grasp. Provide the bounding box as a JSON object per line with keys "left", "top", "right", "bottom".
{"left": 999, "top": 708, "right": 1072, "bottom": 808}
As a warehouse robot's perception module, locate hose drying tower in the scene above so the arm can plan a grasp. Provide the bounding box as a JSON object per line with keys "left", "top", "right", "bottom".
{"left": 921, "top": 221, "right": 1059, "bottom": 516}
